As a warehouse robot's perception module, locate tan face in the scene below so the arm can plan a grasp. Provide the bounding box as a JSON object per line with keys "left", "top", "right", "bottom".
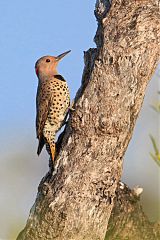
{"left": 35, "top": 50, "right": 71, "bottom": 78}
{"left": 35, "top": 56, "right": 58, "bottom": 77}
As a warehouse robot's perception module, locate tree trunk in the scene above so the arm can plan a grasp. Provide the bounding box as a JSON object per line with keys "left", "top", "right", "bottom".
{"left": 17, "top": 0, "right": 160, "bottom": 239}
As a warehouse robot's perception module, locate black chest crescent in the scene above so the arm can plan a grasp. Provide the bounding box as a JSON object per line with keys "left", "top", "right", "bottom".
{"left": 54, "top": 75, "right": 66, "bottom": 82}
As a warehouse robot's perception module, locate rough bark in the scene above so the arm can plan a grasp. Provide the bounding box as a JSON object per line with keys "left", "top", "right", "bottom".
{"left": 17, "top": 0, "right": 160, "bottom": 239}
{"left": 105, "top": 182, "right": 159, "bottom": 240}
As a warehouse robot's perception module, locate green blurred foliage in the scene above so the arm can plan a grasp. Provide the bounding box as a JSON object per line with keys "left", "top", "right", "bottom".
{"left": 150, "top": 135, "right": 160, "bottom": 167}
{"left": 150, "top": 92, "right": 160, "bottom": 167}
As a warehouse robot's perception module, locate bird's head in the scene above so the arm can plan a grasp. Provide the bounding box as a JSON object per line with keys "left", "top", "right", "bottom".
{"left": 35, "top": 50, "right": 71, "bottom": 79}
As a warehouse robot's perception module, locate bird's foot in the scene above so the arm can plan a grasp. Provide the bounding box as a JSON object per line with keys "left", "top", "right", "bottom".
{"left": 69, "top": 99, "right": 75, "bottom": 111}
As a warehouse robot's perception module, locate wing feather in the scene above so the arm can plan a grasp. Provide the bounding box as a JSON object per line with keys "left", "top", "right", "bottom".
{"left": 36, "top": 85, "right": 50, "bottom": 139}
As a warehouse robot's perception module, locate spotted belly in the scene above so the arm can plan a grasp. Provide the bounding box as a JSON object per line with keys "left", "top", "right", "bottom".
{"left": 43, "top": 77, "right": 70, "bottom": 142}
{"left": 43, "top": 100, "right": 69, "bottom": 141}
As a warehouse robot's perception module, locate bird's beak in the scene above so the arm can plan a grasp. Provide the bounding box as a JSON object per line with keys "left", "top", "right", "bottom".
{"left": 55, "top": 50, "right": 71, "bottom": 61}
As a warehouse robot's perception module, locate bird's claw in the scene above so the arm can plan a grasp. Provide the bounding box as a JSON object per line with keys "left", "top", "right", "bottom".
{"left": 69, "top": 106, "right": 75, "bottom": 111}
{"left": 69, "top": 100, "right": 75, "bottom": 111}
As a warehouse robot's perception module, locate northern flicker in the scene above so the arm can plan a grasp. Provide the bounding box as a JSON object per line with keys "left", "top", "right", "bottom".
{"left": 35, "top": 50, "right": 71, "bottom": 161}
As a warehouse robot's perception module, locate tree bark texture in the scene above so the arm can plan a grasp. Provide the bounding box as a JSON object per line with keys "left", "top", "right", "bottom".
{"left": 105, "top": 182, "right": 160, "bottom": 240}
{"left": 17, "top": 0, "right": 160, "bottom": 239}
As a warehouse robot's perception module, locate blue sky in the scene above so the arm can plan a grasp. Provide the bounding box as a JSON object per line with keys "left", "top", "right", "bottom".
{"left": 0, "top": 1, "right": 159, "bottom": 239}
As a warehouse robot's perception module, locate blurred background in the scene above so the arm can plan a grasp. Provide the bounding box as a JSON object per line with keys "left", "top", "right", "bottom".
{"left": 0, "top": 1, "right": 159, "bottom": 239}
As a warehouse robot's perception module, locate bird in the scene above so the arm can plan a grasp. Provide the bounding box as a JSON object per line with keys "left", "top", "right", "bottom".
{"left": 35, "top": 50, "right": 71, "bottom": 161}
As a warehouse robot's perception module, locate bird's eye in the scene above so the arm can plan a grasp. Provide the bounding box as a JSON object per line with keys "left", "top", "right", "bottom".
{"left": 46, "top": 59, "right": 50, "bottom": 63}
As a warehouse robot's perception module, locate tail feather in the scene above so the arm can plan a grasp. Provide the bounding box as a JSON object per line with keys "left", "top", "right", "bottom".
{"left": 50, "top": 143, "right": 56, "bottom": 161}
{"left": 46, "top": 142, "right": 56, "bottom": 161}
{"left": 37, "top": 137, "right": 45, "bottom": 156}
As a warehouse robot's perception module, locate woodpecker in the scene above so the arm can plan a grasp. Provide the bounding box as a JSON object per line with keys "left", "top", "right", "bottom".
{"left": 35, "top": 50, "right": 71, "bottom": 161}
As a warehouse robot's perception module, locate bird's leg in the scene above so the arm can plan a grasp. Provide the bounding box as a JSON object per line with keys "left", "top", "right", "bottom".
{"left": 69, "top": 99, "right": 75, "bottom": 112}
{"left": 61, "top": 99, "right": 75, "bottom": 128}
{"left": 61, "top": 100, "right": 75, "bottom": 127}
{"left": 60, "top": 110, "right": 69, "bottom": 128}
